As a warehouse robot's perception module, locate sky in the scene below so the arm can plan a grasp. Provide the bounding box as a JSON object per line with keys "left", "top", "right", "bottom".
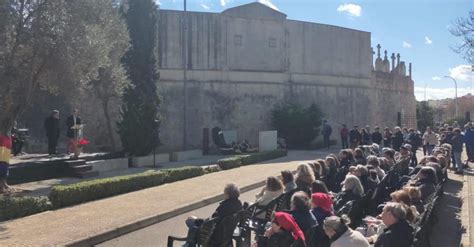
{"left": 155, "top": 0, "right": 473, "bottom": 101}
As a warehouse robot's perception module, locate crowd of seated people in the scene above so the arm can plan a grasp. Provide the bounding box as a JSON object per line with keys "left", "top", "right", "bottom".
{"left": 175, "top": 124, "right": 471, "bottom": 247}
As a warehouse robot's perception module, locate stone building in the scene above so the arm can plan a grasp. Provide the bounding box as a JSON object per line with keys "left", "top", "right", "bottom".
{"left": 19, "top": 2, "right": 416, "bottom": 152}
{"left": 156, "top": 2, "right": 416, "bottom": 150}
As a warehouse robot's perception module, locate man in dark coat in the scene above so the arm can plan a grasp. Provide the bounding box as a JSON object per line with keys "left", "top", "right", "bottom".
{"left": 349, "top": 126, "right": 362, "bottom": 149}
{"left": 66, "top": 109, "right": 82, "bottom": 154}
{"left": 371, "top": 126, "right": 383, "bottom": 145}
{"left": 391, "top": 127, "right": 404, "bottom": 151}
{"left": 44, "top": 110, "right": 60, "bottom": 155}
{"left": 321, "top": 120, "right": 333, "bottom": 149}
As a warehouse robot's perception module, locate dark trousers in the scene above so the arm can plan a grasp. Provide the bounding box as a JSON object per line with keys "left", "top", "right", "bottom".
{"left": 323, "top": 135, "right": 330, "bottom": 149}
{"left": 467, "top": 144, "right": 474, "bottom": 161}
{"left": 48, "top": 136, "right": 58, "bottom": 155}
{"left": 341, "top": 137, "right": 348, "bottom": 149}
{"left": 411, "top": 148, "right": 418, "bottom": 166}
{"left": 12, "top": 141, "right": 23, "bottom": 156}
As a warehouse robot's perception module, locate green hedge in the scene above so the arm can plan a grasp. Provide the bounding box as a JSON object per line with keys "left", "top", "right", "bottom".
{"left": 241, "top": 149, "right": 288, "bottom": 165}
{"left": 217, "top": 157, "right": 242, "bottom": 170}
{"left": 49, "top": 166, "right": 204, "bottom": 208}
{"left": 0, "top": 196, "right": 52, "bottom": 222}
{"left": 217, "top": 149, "right": 288, "bottom": 170}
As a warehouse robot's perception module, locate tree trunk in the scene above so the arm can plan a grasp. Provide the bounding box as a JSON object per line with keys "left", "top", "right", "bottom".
{"left": 101, "top": 99, "right": 117, "bottom": 151}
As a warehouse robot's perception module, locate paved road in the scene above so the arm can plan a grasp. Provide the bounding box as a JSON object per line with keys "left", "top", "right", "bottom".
{"left": 97, "top": 187, "right": 263, "bottom": 247}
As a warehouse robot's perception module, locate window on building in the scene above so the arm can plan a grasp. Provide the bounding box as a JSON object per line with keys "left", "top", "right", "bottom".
{"left": 269, "top": 37, "right": 276, "bottom": 48}
{"left": 234, "top": 34, "right": 242, "bottom": 46}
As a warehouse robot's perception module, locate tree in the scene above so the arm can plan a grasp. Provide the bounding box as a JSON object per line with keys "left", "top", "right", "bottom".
{"left": 117, "top": 0, "right": 161, "bottom": 156}
{"left": 271, "top": 103, "right": 323, "bottom": 148}
{"left": 84, "top": 5, "right": 130, "bottom": 151}
{"left": 416, "top": 101, "right": 435, "bottom": 133}
{"left": 0, "top": 0, "right": 128, "bottom": 192}
{"left": 450, "top": 10, "right": 474, "bottom": 63}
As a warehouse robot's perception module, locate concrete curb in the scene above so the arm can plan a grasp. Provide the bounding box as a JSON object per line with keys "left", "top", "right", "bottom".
{"left": 65, "top": 179, "right": 266, "bottom": 247}
{"left": 461, "top": 173, "right": 471, "bottom": 247}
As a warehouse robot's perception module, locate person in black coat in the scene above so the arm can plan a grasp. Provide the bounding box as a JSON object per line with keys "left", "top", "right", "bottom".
{"left": 349, "top": 126, "right": 362, "bottom": 149}
{"left": 184, "top": 183, "right": 243, "bottom": 246}
{"left": 374, "top": 202, "right": 414, "bottom": 247}
{"left": 66, "top": 109, "right": 82, "bottom": 153}
{"left": 391, "top": 127, "right": 404, "bottom": 151}
{"left": 371, "top": 126, "right": 383, "bottom": 145}
{"left": 44, "top": 110, "right": 60, "bottom": 155}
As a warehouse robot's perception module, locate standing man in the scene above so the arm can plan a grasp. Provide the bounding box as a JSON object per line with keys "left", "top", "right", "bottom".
{"left": 451, "top": 128, "right": 464, "bottom": 174}
{"left": 371, "top": 126, "right": 383, "bottom": 145}
{"left": 44, "top": 110, "right": 60, "bottom": 155}
{"left": 340, "top": 124, "right": 349, "bottom": 149}
{"left": 66, "top": 109, "right": 82, "bottom": 154}
{"left": 465, "top": 123, "right": 474, "bottom": 162}
{"left": 383, "top": 127, "right": 392, "bottom": 148}
{"left": 422, "top": 127, "right": 438, "bottom": 155}
{"left": 349, "top": 125, "right": 362, "bottom": 149}
{"left": 321, "top": 120, "right": 332, "bottom": 149}
{"left": 407, "top": 128, "right": 422, "bottom": 166}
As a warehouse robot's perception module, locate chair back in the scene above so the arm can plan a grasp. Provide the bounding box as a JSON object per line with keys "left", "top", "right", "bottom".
{"left": 208, "top": 213, "right": 241, "bottom": 246}
{"left": 195, "top": 218, "right": 219, "bottom": 246}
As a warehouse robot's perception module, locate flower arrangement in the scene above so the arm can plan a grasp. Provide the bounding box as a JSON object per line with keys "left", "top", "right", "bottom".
{"left": 77, "top": 138, "right": 89, "bottom": 148}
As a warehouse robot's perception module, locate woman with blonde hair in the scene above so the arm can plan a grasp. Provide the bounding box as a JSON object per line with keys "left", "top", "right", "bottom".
{"left": 295, "top": 163, "right": 315, "bottom": 193}
{"left": 324, "top": 156, "right": 339, "bottom": 192}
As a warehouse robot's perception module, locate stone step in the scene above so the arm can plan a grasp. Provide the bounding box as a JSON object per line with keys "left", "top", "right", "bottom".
{"left": 73, "top": 170, "right": 99, "bottom": 179}
{"left": 71, "top": 164, "right": 93, "bottom": 173}
{"left": 64, "top": 159, "right": 87, "bottom": 167}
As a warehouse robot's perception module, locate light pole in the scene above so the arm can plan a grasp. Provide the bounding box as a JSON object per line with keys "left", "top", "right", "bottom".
{"left": 444, "top": 75, "right": 458, "bottom": 117}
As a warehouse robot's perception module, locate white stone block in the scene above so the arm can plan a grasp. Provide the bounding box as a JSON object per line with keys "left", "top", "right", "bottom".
{"left": 259, "top": 131, "right": 277, "bottom": 151}
{"left": 130, "top": 153, "right": 170, "bottom": 167}
{"left": 222, "top": 130, "right": 237, "bottom": 144}
{"left": 170, "top": 150, "right": 203, "bottom": 162}
{"left": 89, "top": 158, "right": 129, "bottom": 172}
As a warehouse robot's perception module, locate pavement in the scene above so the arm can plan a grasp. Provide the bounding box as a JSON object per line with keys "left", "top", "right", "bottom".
{"left": 0, "top": 149, "right": 335, "bottom": 246}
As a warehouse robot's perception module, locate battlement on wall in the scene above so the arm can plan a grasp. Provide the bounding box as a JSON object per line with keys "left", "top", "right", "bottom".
{"left": 371, "top": 70, "right": 414, "bottom": 94}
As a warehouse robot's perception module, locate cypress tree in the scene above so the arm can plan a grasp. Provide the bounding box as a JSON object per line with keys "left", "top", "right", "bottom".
{"left": 118, "top": 0, "right": 161, "bottom": 156}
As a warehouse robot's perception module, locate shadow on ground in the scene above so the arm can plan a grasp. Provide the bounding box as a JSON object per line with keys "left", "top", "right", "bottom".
{"left": 430, "top": 173, "right": 463, "bottom": 247}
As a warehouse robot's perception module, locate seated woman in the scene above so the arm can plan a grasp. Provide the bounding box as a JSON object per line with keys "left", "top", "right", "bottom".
{"left": 354, "top": 148, "right": 367, "bottom": 165}
{"left": 414, "top": 166, "right": 437, "bottom": 202}
{"left": 281, "top": 170, "right": 297, "bottom": 193}
{"left": 333, "top": 175, "right": 364, "bottom": 212}
{"left": 373, "top": 202, "right": 414, "bottom": 247}
{"left": 403, "top": 186, "right": 424, "bottom": 213}
{"left": 324, "top": 156, "right": 340, "bottom": 193}
{"left": 367, "top": 155, "right": 385, "bottom": 180}
{"left": 311, "top": 192, "right": 334, "bottom": 225}
{"left": 311, "top": 180, "right": 330, "bottom": 194}
{"left": 353, "top": 165, "right": 377, "bottom": 197}
{"left": 389, "top": 190, "right": 419, "bottom": 223}
{"left": 295, "top": 163, "right": 316, "bottom": 195}
{"left": 255, "top": 176, "right": 284, "bottom": 219}
{"left": 290, "top": 191, "right": 317, "bottom": 232}
{"left": 260, "top": 212, "right": 306, "bottom": 247}
{"left": 183, "top": 183, "right": 242, "bottom": 246}
{"left": 323, "top": 215, "right": 370, "bottom": 247}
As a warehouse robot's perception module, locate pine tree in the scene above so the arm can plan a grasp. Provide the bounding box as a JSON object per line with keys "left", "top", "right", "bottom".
{"left": 117, "top": 0, "right": 161, "bottom": 156}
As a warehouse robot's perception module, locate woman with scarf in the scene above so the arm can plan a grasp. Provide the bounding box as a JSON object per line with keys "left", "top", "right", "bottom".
{"left": 260, "top": 212, "right": 306, "bottom": 247}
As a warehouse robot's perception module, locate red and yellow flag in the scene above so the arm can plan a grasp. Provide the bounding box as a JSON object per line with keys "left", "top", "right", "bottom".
{"left": 0, "top": 135, "right": 12, "bottom": 171}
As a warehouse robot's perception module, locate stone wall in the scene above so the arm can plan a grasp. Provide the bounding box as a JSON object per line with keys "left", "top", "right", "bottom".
{"left": 18, "top": 2, "right": 416, "bottom": 152}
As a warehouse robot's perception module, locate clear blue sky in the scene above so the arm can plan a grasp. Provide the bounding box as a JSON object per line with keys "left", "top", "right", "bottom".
{"left": 156, "top": 0, "right": 473, "bottom": 101}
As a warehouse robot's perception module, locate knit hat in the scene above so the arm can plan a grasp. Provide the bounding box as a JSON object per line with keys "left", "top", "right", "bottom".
{"left": 311, "top": 192, "right": 333, "bottom": 214}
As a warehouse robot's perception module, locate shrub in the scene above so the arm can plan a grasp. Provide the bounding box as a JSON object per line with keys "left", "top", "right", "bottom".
{"left": 271, "top": 103, "right": 324, "bottom": 148}
{"left": 310, "top": 139, "right": 338, "bottom": 150}
{"left": 240, "top": 149, "right": 288, "bottom": 165}
{"left": 0, "top": 196, "right": 52, "bottom": 222}
{"left": 162, "top": 166, "right": 205, "bottom": 183}
{"left": 217, "top": 157, "right": 242, "bottom": 170}
{"left": 49, "top": 166, "right": 204, "bottom": 208}
{"left": 203, "top": 165, "right": 221, "bottom": 174}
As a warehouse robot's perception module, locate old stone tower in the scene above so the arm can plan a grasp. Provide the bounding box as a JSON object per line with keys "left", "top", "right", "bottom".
{"left": 155, "top": 2, "right": 416, "bottom": 150}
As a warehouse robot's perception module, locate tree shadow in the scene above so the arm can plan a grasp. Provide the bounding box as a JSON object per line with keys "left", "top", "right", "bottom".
{"left": 0, "top": 224, "right": 11, "bottom": 241}
{"left": 430, "top": 175, "right": 463, "bottom": 247}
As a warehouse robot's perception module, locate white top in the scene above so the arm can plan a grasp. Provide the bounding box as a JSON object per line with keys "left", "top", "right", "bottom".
{"left": 331, "top": 229, "right": 370, "bottom": 247}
